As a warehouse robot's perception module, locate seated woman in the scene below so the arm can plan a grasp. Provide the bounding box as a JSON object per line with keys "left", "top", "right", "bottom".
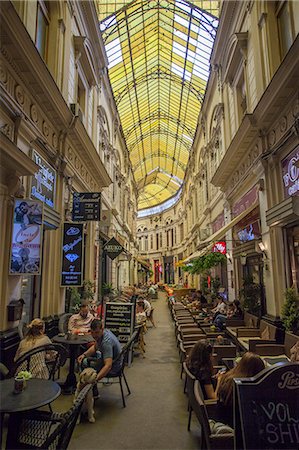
{"left": 14, "top": 318, "right": 52, "bottom": 378}
{"left": 216, "top": 352, "right": 265, "bottom": 427}
{"left": 213, "top": 299, "right": 243, "bottom": 330}
{"left": 186, "top": 340, "right": 217, "bottom": 399}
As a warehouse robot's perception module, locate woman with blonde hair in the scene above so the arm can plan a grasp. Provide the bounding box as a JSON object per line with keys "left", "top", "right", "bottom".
{"left": 216, "top": 352, "right": 265, "bottom": 427}
{"left": 14, "top": 318, "right": 52, "bottom": 378}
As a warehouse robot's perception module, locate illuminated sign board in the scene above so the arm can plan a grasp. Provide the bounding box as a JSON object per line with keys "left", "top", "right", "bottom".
{"left": 31, "top": 150, "right": 56, "bottom": 208}
{"left": 72, "top": 192, "right": 101, "bottom": 221}
{"left": 282, "top": 146, "right": 299, "bottom": 198}
{"left": 61, "top": 222, "right": 84, "bottom": 286}
{"left": 212, "top": 241, "right": 226, "bottom": 254}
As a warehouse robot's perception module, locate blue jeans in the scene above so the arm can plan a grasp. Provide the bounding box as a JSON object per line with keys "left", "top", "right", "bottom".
{"left": 81, "top": 352, "right": 121, "bottom": 376}
{"left": 213, "top": 314, "right": 227, "bottom": 331}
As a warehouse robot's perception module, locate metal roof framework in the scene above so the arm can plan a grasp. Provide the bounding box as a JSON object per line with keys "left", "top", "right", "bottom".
{"left": 98, "top": 0, "right": 219, "bottom": 210}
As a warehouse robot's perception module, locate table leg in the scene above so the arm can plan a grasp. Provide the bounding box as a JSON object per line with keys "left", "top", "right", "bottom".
{"left": 63, "top": 346, "right": 78, "bottom": 393}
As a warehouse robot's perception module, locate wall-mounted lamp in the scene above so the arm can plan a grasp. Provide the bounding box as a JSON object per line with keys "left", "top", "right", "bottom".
{"left": 258, "top": 241, "right": 267, "bottom": 258}
{"left": 226, "top": 252, "right": 232, "bottom": 263}
{"left": 240, "top": 253, "right": 247, "bottom": 266}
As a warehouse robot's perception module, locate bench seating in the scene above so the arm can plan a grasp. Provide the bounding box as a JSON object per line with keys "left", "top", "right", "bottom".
{"left": 226, "top": 312, "right": 259, "bottom": 340}
{"left": 235, "top": 320, "right": 279, "bottom": 352}
{"left": 255, "top": 331, "right": 298, "bottom": 359}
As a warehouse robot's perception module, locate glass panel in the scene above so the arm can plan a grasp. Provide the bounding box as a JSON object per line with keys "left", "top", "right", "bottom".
{"left": 98, "top": 0, "right": 219, "bottom": 209}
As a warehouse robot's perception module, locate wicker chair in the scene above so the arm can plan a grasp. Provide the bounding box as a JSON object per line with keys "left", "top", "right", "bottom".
{"left": 5, "top": 384, "right": 92, "bottom": 450}
{"left": 11, "top": 344, "right": 67, "bottom": 380}
{"left": 192, "top": 381, "right": 234, "bottom": 450}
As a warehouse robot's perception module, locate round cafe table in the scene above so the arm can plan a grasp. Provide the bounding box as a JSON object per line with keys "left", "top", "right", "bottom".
{"left": 0, "top": 378, "right": 61, "bottom": 413}
{"left": 0, "top": 378, "right": 61, "bottom": 447}
{"left": 53, "top": 333, "right": 95, "bottom": 392}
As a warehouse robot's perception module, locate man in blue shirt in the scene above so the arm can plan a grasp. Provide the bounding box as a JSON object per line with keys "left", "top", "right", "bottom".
{"left": 77, "top": 319, "right": 122, "bottom": 383}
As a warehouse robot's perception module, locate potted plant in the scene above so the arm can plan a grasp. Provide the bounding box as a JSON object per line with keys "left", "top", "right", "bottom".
{"left": 281, "top": 287, "right": 299, "bottom": 334}
{"left": 102, "top": 282, "right": 115, "bottom": 299}
{"left": 14, "top": 370, "right": 32, "bottom": 393}
{"left": 240, "top": 275, "right": 261, "bottom": 316}
{"left": 67, "top": 280, "right": 95, "bottom": 313}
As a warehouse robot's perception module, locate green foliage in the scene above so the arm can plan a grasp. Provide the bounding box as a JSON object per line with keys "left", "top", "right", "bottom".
{"left": 282, "top": 287, "right": 299, "bottom": 332}
{"left": 81, "top": 280, "right": 95, "bottom": 300}
{"left": 67, "top": 280, "right": 95, "bottom": 312}
{"left": 17, "top": 370, "right": 32, "bottom": 380}
{"left": 102, "top": 282, "right": 115, "bottom": 295}
{"left": 239, "top": 275, "right": 261, "bottom": 316}
{"left": 211, "top": 276, "right": 221, "bottom": 294}
{"left": 182, "top": 252, "right": 226, "bottom": 275}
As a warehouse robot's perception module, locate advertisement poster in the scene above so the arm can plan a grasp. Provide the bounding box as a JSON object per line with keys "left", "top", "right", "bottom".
{"left": 61, "top": 222, "right": 84, "bottom": 286}
{"left": 10, "top": 199, "right": 43, "bottom": 275}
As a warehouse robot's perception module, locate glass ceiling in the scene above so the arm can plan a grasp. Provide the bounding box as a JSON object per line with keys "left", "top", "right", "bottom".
{"left": 97, "top": 1, "right": 219, "bottom": 210}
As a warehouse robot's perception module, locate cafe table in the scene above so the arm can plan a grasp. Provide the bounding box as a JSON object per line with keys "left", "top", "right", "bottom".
{"left": 53, "top": 333, "right": 94, "bottom": 392}
{"left": 0, "top": 378, "right": 61, "bottom": 446}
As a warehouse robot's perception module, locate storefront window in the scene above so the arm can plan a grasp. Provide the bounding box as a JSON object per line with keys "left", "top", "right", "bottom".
{"left": 285, "top": 225, "right": 299, "bottom": 290}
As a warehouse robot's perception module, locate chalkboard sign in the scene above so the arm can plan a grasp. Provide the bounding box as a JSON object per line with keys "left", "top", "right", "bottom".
{"left": 104, "top": 302, "right": 135, "bottom": 344}
{"left": 234, "top": 363, "right": 299, "bottom": 450}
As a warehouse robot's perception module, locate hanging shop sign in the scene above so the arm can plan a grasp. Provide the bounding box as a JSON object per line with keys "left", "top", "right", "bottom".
{"left": 212, "top": 241, "right": 226, "bottom": 254}
{"left": 103, "top": 237, "right": 124, "bottom": 260}
{"left": 281, "top": 145, "right": 299, "bottom": 198}
{"left": 72, "top": 192, "right": 101, "bottom": 221}
{"left": 61, "top": 222, "right": 84, "bottom": 286}
{"left": 10, "top": 199, "right": 43, "bottom": 275}
{"left": 30, "top": 150, "right": 56, "bottom": 208}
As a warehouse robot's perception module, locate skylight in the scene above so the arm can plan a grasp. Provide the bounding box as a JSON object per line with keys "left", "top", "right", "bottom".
{"left": 98, "top": 0, "right": 219, "bottom": 209}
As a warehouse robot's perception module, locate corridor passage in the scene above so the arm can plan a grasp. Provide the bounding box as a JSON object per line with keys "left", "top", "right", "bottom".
{"left": 68, "top": 291, "right": 200, "bottom": 450}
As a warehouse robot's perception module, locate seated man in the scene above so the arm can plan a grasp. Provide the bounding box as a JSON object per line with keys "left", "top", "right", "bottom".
{"left": 77, "top": 319, "right": 122, "bottom": 396}
{"left": 68, "top": 299, "right": 94, "bottom": 334}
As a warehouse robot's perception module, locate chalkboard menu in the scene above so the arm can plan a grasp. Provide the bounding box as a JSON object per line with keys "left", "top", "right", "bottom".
{"left": 234, "top": 363, "right": 299, "bottom": 449}
{"left": 104, "top": 302, "right": 135, "bottom": 344}
{"left": 61, "top": 222, "right": 84, "bottom": 286}
{"left": 72, "top": 192, "right": 101, "bottom": 221}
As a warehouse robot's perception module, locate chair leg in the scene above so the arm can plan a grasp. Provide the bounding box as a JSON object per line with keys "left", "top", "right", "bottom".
{"left": 187, "top": 407, "right": 192, "bottom": 431}
{"left": 184, "top": 375, "right": 187, "bottom": 393}
{"left": 122, "top": 372, "right": 131, "bottom": 395}
{"left": 119, "top": 377, "right": 126, "bottom": 407}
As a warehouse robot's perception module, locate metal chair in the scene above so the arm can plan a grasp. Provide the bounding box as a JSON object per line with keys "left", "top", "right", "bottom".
{"left": 5, "top": 384, "right": 92, "bottom": 450}
{"left": 11, "top": 344, "right": 67, "bottom": 380}
{"left": 58, "top": 313, "right": 73, "bottom": 334}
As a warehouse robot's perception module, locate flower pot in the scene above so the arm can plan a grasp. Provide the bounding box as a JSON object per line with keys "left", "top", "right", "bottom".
{"left": 14, "top": 377, "right": 26, "bottom": 394}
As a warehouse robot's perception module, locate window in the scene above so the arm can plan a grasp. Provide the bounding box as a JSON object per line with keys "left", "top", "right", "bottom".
{"left": 276, "top": 1, "right": 293, "bottom": 58}
{"left": 156, "top": 233, "right": 159, "bottom": 250}
{"left": 77, "top": 76, "right": 86, "bottom": 116}
{"left": 35, "top": 1, "right": 49, "bottom": 59}
{"left": 150, "top": 235, "right": 153, "bottom": 249}
{"left": 144, "top": 236, "right": 148, "bottom": 251}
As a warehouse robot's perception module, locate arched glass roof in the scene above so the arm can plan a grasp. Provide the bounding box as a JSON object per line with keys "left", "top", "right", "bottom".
{"left": 97, "top": 1, "right": 219, "bottom": 210}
